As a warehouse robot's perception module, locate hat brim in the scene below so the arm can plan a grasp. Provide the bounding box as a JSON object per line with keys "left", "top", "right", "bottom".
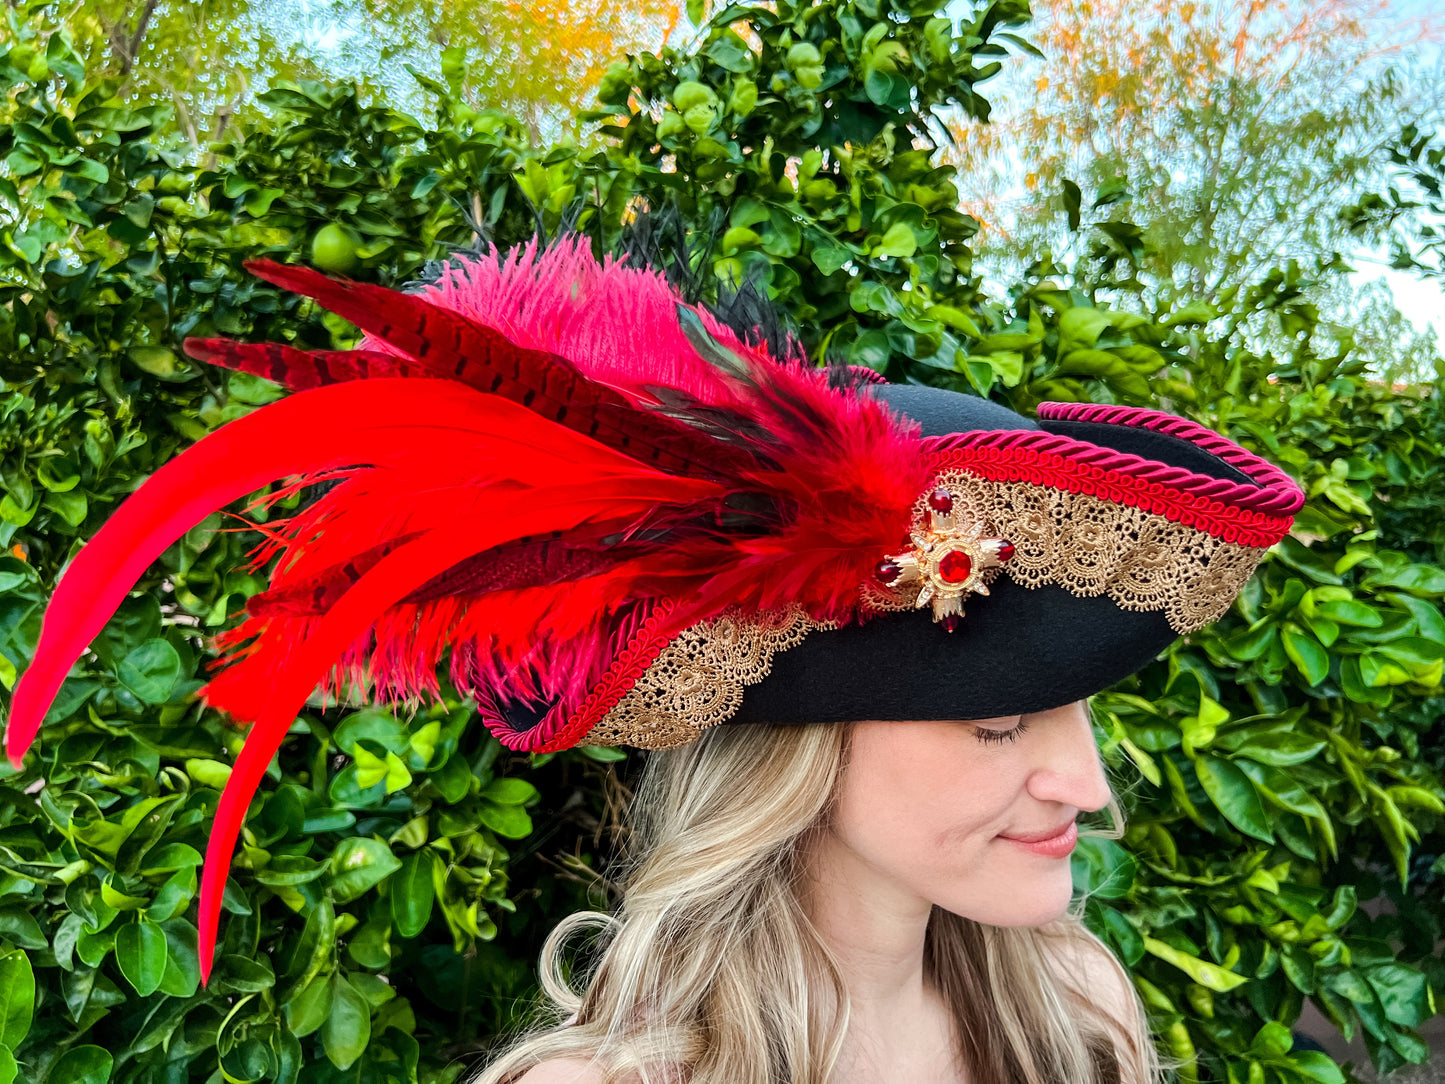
{"left": 733, "top": 384, "right": 1256, "bottom": 724}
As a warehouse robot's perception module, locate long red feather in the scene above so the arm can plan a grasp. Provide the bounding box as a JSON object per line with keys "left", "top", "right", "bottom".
{"left": 4, "top": 379, "right": 724, "bottom": 765}
{"left": 196, "top": 480, "right": 702, "bottom": 982}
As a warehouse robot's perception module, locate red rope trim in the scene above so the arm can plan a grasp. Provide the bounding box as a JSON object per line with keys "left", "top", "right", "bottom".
{"left": 524, "top": 599, "right": 684, "bottom": 754}
{"left": 925, "top": 443, "right": 1294, "bottom": 546}
{"left": 924, "top": 422, "right": 1303, "bottom": 518}
{"left": 1036, "top": 401, "right": 1302, "bottom": 502}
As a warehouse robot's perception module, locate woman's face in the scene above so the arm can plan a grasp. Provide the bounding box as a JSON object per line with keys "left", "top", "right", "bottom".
{"left": 817, "top": 700, "right": 1112, "bottom": 927}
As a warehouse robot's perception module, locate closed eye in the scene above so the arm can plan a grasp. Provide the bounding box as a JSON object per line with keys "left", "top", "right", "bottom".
{"left": 974, "top": 720, "right": 1030, "bottom": 745}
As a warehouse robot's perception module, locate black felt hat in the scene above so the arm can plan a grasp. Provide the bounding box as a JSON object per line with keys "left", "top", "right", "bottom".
{"left": 735, "top": 385, "right": 1275, "bottom": 724}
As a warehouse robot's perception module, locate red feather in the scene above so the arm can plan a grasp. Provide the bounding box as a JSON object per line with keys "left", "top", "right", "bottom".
{"left": 196, "top": 481, "right": 696, "bottom": 982}
{"left": 235, "top": 259, "right": 758, "bottom": 480}
{"left": 5, "top": 379, "right": 724, "bottom": 765}
{"left": 183, "top": 338, "right": 430, "bottom": 388}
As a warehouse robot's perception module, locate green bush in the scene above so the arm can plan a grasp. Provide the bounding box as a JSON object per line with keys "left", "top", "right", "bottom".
{"left": 0, "top": 2, "right": 1441, "bottom": 1082}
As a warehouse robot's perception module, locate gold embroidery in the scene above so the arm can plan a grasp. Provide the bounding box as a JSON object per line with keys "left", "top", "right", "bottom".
{"left": 860, "top": 471, "right": 1260, "bottom": 634}
{"left": 588, "top": 606, "right": 835, "bottom": 750}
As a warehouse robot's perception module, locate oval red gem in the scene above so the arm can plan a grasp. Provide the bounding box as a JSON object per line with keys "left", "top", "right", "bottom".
{"left": 927, "top": 488, "right": 954, "bottom": 514}
{"left": 874, "top": 559, "right": 902, "bottom": 585}
{"left": 940, "top": 613, "right": 962, "bottom": 633}
{"left": 938, "top": 549, "right": 972, "bottom": 583}
{"left": 997, "top": 541, "right": 1015, "bottom": 562}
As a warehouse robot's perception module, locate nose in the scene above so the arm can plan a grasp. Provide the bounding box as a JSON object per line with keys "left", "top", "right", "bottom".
{"left": 1024, "top": 699, "right": 1112, "bottom": 813}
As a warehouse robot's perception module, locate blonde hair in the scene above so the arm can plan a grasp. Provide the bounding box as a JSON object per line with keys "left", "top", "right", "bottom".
{"left": 471, "top": 722, "right": 1164, "bottom": 1084}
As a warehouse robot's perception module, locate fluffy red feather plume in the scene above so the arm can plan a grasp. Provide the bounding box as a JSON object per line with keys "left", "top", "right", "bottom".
{"left": 6, "top": 236, "right": 930, "bottom": 983}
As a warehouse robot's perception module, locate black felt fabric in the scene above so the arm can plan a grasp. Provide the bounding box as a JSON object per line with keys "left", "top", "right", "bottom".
{"left": 731, "top": 385, "right": 1262, "bottom": 725}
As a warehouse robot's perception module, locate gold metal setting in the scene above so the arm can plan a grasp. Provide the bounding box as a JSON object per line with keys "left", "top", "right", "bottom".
{"left": 875, "top": 489, "right": 1014, "bottom": 630}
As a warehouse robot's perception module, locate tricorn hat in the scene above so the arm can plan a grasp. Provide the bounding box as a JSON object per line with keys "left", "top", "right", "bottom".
{"left": 3, "top": 236, "right": 1305, "bottom": 979}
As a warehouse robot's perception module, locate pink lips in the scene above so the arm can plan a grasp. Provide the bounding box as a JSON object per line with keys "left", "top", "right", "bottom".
{"left": 999, "top": 821, "right": 1078, "bottom": 858}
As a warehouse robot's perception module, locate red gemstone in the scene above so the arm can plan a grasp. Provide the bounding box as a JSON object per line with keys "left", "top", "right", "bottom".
{"left": 937, "top": 549, "right": 973, "bottom": 584}
{"left": 940, "top": 613, "right": 962, "bottom": 633}
{"left": 996, "top": 540, "right": 1015, "bottom": 562}
{"left": 874, "top": 559, "right": 902, "bottom": 585}
{"left": 927, "top": 488, "right": 954, "bottom": 514}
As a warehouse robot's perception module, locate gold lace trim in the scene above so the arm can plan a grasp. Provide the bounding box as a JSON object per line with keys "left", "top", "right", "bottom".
{"left": 859, "top": 469, "right": 1262, "bottom": 635}
{"left": 590, "top": 469, "right": 1266, "bottom": 749}
{"left": 588, "top": 606, "right": 835, "bottom": 750}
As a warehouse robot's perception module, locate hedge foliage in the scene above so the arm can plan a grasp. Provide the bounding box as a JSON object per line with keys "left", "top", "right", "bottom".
{"left": 0, "top": 0, "right": 1441, "bottom": 1081}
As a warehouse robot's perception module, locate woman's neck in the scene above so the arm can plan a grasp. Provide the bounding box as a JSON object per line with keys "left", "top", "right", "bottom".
{"left": 800, "top": 832, "right": 966, "bottom": 1081}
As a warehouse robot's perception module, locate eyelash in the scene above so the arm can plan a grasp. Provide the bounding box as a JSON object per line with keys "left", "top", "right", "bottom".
{"left": 974, "top": 720, "right": 1030, "bottom": 745}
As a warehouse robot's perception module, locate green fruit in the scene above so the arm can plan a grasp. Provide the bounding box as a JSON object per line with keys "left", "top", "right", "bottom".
{"left": 721, "top": 227, "right": 762, "bottom": 254}
{"left": 311, "top": 223, "right": 359, "bottom": 274}
{"left": 598, "top": 61, "right": 632, "bottom": 105}
{"left": 796, "top": 64, "right": 824, "bottom": 90}
{"left": 683, "top": 103, "right": 716, "bottom": 135}
{"left": 786, "top": 42, "right": 821, "bottom": 69}
{"left": 657, "top": 111, "right": 686, "bottom": 139}
{"left": 671, "top": 80, "right": 717, "bottom": 112}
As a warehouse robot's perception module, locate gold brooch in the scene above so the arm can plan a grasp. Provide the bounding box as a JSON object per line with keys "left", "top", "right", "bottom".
{"left": 872, "top": 487, "right": 1015, "bottom": 632}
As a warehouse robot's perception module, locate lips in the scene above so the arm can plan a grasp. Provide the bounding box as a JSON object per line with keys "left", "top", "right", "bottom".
{"left": 998, "top": 821, "right": 1079, "bottom": 859}
{"left": 1000, "top": 821, "right": 1075, "bottom": 843}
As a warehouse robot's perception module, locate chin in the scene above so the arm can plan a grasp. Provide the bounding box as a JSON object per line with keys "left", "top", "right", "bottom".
{"left": 937, "top": 870, "right": 1076, "bottom": 927}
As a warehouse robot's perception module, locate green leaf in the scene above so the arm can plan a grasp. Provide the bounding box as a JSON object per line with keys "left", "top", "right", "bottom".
{"left": 115, "top": 919, "right": 168, "bottom": 996}
{"left": 479, "top": 777, "right": 537, "bottom": 805}
{"left": 0, "top": 1044, "right": 15, "bottom": 1084}
{"left": 1280, "top": 623, "right": 1329, "bottom": 685}
{"left": 0, "top": 951, "right": 33, "bottom": 1049}
{"left": 48, "top": 1045, "right": 113, "bottom": 1084}
{"left": 1058, "top": 306, "right": 1111, "bottom": 347}
{"left": 1194, "top": 755, "right": 1273, "bottom": 841}
{"left": 870, "top": 222, "right": 917, "bottom": 258}
{"left": 116, "top": 638, "right": 182, "bottom": 703}
{"left": 334, "top": 708, "right": 409, "bottom": 756}
{"left": 321, "top": 974, "right": 371, "bottom": 1070}
{"left": 1143, "top": 937, "right": 1247, "bottom": 991}
{"left": 286, "top": 971, "right": 333, "bottom": 1037}
{"left": 477, "top": 799, "right": 533, "bottom": 839}
{"left": 157, "top": 919, "right": 200, "bottom": 998}
{"left": 391, "top": 851, "right": 437, "bottom": 939}
{"left": 328, "top": 837, "right": 402, "bottom": 903}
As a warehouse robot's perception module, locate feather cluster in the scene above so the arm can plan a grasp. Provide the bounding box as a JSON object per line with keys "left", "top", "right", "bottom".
{"left": 4, "top": 235, "right": 928, "bottom": 981}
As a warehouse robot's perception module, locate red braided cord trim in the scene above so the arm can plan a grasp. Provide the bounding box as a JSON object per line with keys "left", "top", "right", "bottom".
{"left": 1036, "top": 401, "right": 1302, "bottom": 501}
{"left": 924, "top": 423, "right": 1303, "bottom": 517}
{"left": 924, "top": 443, "right": 1293, "bottom": 546}
{"left": 531, "top": 599, "right": 683, "bottom": 754}
{"left": 847, "top": 366, "right": 891, "bottom": 385}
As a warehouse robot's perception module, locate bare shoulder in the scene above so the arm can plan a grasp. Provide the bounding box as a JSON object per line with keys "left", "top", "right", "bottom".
{"left": 511, "top": 1058, "right": 608, "bottom": 1084}
{"left": 1050, "top": 930, "right": 1140, "bottom": 1029}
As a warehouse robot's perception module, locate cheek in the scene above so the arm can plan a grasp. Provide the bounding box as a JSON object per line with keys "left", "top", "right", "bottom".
{"left": 830, "top": 725, "right": 1077, "bottom": 925}
{"left": 832, "top": 726, "right": 1016, "bottom": 877}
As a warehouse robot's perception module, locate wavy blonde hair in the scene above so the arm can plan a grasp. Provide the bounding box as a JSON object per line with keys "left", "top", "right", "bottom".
{"left": 471, "top": 721, "right": 1164, "bottom": 1084}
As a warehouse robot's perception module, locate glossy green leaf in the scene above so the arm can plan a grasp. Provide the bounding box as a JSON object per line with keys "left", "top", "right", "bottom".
{"left": 329, "top": 837, "right": 403, "bottom": 903}
{"left": 0, "top": 952, "right": 33, "bottom": 1050}
{"left": 321, "top": 973, "right": 371, "bottom": 1070}
{"left": 48, "top": 1045, "right": 113, "bottom": 1084}
{"left": 391, "top": 851, "right": 438, "bottom": 939}
{"left": 1143, "top": 938, "right": 1248, "bottom": 992}
{"left": 116, "top": 638, "right": 182, "bottom": 703}
{"left": 1194, "top": 756, "right": 1273, "bottom": 842}
{"left": 115, "top": 918, "right": 168, "bottom": 996}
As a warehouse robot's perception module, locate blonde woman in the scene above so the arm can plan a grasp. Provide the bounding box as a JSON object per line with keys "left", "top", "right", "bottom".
{"left": 7, "top": 238, "right": 1306, "bottom": 1080}
{"left": 483, "top": 703, "right": 1156, "bottom": 1084}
